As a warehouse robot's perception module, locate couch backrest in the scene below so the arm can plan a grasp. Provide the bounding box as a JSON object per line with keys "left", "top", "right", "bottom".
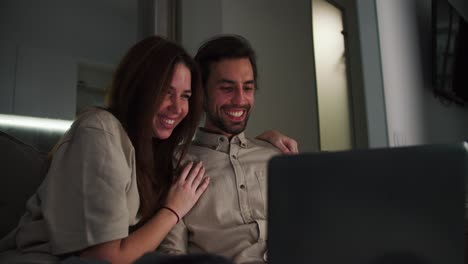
{"left": 0, "top": 130, "right": 48, "bottom": 238}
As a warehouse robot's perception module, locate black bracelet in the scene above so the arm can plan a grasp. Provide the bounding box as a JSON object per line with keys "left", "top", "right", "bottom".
{"left": 160, "top": 206, "right": 180, "bottom": 223}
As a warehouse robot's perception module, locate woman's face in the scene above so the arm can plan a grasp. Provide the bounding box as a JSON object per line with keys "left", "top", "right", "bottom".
{"left": 152, "top": 63, "right": 192, "bottom": 139}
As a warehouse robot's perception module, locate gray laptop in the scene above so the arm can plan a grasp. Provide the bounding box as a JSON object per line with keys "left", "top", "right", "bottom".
{"left": 268, "top": 143, "right": 467, "bottom": 264}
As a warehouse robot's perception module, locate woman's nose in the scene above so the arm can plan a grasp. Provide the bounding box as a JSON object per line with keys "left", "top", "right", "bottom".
{"left": 167, "top": 96, "right": 182, "bottom": 114}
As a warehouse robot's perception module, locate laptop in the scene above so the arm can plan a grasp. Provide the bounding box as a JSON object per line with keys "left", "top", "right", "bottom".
{"left": 267, "top": 143, "right": 467, "bottom": 264}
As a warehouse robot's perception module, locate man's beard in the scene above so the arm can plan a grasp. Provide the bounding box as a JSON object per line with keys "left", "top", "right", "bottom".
{"left": 205, "top": 106, "right": 251, "bottom": 135}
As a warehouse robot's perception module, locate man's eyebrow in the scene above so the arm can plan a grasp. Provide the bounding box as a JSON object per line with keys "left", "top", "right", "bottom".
{"left": 217, "top": 79, "right": 255, "bottom": 85}
{"left": 217, "top": 79, "right": 236, "bottom": 85}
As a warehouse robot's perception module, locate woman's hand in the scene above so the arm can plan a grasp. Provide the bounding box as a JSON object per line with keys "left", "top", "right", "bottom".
{"left": 256, "top": 130, "right": 299, "bottom": 154}
{"left": 165, "top": 161, "right": 209, "bottom": 219}
{"left": 80, "top": 161, "right": 209, "bottom": 263}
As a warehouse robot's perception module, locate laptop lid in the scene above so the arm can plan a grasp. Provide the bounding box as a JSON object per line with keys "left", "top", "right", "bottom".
{"left": 268, "top": 143, "right": 467, "bottom": 264}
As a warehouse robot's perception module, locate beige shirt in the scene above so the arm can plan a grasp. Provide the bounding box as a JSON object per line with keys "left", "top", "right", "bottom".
{"left": 159, "top": 129, "right": 281, "bottom": 264}
{"left": 0, "top": 108, "right": 140, "bottom": 263}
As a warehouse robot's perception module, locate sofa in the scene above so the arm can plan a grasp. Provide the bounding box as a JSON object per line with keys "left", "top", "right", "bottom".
{"left": 0, "top": 129, "right": 61, "bottom": 238}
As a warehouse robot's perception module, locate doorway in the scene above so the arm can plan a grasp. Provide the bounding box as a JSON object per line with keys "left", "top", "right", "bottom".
{"left": 312, "top": 0, "right": 354, "bottom": 151}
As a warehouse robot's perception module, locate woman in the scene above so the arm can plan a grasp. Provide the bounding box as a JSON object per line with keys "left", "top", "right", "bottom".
{"left": 0, "top": 36, "right": 296, "bottom": 264}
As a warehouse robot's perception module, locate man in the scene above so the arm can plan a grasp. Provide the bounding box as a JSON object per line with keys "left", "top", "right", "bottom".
{"left": 159, "top": 35, "right": 297, "bottom": 264}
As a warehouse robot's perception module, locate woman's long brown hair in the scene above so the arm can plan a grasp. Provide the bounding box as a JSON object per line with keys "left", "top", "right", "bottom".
{"left": 106, "top": 36, "right": 203, "bottom": 223}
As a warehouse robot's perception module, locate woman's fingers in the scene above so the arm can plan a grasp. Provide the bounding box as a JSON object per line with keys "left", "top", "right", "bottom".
{"left": 195, "top": 177, "right": 210, "bottom": 197}
{"left": 178, "top": 161, "right": 194, "bottom": 182}
{"left": 255, "top": 130, "right": 300, "bottom": 154}
{"left": 285, "top": 139, "right": 299, "bottom": 154}
{"left": 184, "top": 161, "right": 203, "bottom": 186}
{"left": 277, "top": 139, "right": 299, "bottom": 154}
{"left": 166, "top": 161, "right": 209, "bottom": 218}
{"left": 191, "top": 166, "right": 205, "bottom": 188}
{"left": 275, "top": 142, "right": 291, "bottom": 154}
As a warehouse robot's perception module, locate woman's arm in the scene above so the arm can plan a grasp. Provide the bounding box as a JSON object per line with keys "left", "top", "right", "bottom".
{"left": 80, "top": 162, "right": 209, "bottom": 264}
{"left": 79, "top": 209, "right": 177, "bottom": 264}
{"left": 256, "top": 130, "right": 299, "bottom": 154}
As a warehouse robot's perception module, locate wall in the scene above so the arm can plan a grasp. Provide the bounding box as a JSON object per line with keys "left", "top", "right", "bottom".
{"left": 14, "top": 46, "right": 77, "bottom": 119}
{"left": 353, "top": 0, "right": 389, "bottom": 148}
{"left": 449, "top": 0, "right": 468, "bottom": 21}
{"left": 0, "top": 43, "right": 16, "bottom": 114}
{"left": 180, "top": 0, "right": 320, "bottom": 151}
{"left": 376, "top": 0, "right": 468, "bottom": 146}
{"left": 0, "top": 0, "right": 137, "bottom": 119}
{"left": 0, "top": 0, "right": 136, "bottom": 65}
{"left": 179, "top": 0, "right": 222, "bottom": 56}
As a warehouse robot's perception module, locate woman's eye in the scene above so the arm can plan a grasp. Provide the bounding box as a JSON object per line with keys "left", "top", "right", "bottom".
{"left": 182, "top": 94, "right": 191, "bottom": 100}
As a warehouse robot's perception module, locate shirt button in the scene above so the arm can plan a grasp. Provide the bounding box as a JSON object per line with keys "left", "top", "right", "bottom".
{"left": 232, "top": 154, "right": 237, "bottom": 159}
{"left": 240, "top": 184, "right": 245, "bottom": 189}
{"left": 219, "top": 137, "right": 225, "bottom": 142}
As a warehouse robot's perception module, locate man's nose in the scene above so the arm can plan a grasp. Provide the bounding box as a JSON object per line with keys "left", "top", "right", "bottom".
{"left": 232, "top": 87, "right": 247, "bottom": 105}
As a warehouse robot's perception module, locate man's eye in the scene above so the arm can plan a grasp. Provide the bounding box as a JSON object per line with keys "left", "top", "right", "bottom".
{"left": 220, "top": 87, "right": 233, "bottom": 92}
{"left": 244, "top": 86, "right": 254, "bottom": 91}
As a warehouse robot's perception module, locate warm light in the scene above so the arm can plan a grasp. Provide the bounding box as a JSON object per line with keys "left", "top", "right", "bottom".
{"left": 0, "top": 114, "right": 72, "bottom": 132}
{"left": 312, "top": 0, "right": 353, "bottom": 151}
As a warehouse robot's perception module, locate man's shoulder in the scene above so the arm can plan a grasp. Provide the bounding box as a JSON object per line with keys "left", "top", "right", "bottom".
{"left": 246, "top": 136, "right": 282, "bottom": 154}
{"left": 174, "top": 144, "right": 204, "bottom": 163}
{"left": 183, "top": 142, "right": 216, "bottom": 159}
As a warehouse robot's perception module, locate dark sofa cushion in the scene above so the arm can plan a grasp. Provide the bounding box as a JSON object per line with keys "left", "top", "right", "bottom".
{"left": 0, "top": 130, "right": 48, "bottom": 238}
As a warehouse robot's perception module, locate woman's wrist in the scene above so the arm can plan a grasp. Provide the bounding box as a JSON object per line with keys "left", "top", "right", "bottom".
{"left": 158, "top": 206, "right": 180, "bottom": 224}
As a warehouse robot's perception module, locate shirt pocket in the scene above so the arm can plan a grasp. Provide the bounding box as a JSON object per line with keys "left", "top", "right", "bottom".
{"left": 255, "top": 170, "right": 268, "bottom": 214}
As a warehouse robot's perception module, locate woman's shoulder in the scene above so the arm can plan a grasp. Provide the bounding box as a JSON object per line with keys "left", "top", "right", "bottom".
{"left": 56, "top": 107, "right": 134, "bottom": 156}
{"left": 73, "top": 107, "right": 124, "bottom": 136}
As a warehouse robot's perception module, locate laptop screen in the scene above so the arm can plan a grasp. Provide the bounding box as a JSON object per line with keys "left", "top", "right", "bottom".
{"left": 268, "top": 143, "right": 467, "bottom": 264}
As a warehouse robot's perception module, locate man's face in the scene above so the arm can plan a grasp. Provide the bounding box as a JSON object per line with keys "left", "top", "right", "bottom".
{"left": 204, "top": 58, "right": 255, "bottom": 137}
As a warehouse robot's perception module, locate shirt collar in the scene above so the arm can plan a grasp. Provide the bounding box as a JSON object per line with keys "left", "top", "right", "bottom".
{"left": 193, "top": 128, "right": 249, "bottom": 153}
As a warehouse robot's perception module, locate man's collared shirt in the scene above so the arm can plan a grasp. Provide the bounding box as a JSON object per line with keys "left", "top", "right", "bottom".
{"left": 159, "top": 128, "right": 281, "bottom": 264}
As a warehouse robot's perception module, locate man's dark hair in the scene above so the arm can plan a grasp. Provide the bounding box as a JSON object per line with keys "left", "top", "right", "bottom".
{"left": 194, "top": 34, "right": 258, "bottom": 92}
